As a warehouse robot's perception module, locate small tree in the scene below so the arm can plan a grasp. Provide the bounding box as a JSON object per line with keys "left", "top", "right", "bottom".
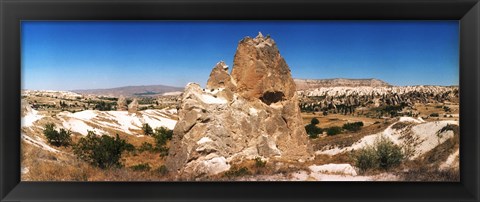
{"left": 153, "top": 127, "right": 173, "bottom": 156}
{"left": 153, "top": 127, "right": 173, "bottom": 147}
{"left": 142, "top": 123, "right": 154, "bottom": 136}
{"left": 73, "top": 131, "right": 134, "bottom": 169}
{"left": 305, "top": 118, "right": 322, "bottom": 139}
{"left": 43, "top": 123, "right": 71, "bottom": 147}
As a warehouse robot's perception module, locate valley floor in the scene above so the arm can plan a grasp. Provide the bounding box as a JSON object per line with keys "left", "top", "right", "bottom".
{"left": 20, "top": 106, "right": 459, "bottom": 181}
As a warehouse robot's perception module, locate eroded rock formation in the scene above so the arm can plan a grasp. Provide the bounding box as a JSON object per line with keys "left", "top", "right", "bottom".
{"left": 298, "top": 86, "right": 459, "bottom": 115}
{"left": 117, "top": 96, "right": 127, "bottom": 111}
{"left": 294, "top": 78, "right": 391, "bottom": 91}
{"left": 165, "top": 33, "right": 313, "bottom": 178}
{"left": 128, "top": 98, "right": 139, "bottom": 113}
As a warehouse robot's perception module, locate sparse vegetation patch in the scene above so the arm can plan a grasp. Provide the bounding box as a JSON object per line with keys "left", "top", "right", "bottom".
{"left": 131, "top": 163, "right": 151, "bottom": 171}
{"left": 342, "top": 121, "right": 364, "bottom": 132}
{"left": 73, "top": 131, "right": 134, "bottom": 169}
{"left": 354, "top": 136, "right": 404, "bottom": 173}
{"left": 326, "top": 126, "right": 342, "bottom": 136}
{"left": 305, "top": 118, "right": 323, "bottom": 139}
{"left": 43, "top": 123, "right": 72, "bottom": 147}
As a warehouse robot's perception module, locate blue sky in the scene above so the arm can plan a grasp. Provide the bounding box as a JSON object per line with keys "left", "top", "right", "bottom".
{"left": 21, "top": 21, "right": 459, "bottom": 90}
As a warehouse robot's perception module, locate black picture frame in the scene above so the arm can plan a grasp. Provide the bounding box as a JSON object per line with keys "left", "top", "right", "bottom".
{"left": 1, "top": 0, "right": 479, "bottom": 201}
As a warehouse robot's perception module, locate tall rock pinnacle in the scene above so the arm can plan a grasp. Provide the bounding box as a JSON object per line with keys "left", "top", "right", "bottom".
{"left": 231, "top": 33, "right": 297, "bottom": 102}
{"left": 165, "top": 34, "right": 312, "bottom": 179}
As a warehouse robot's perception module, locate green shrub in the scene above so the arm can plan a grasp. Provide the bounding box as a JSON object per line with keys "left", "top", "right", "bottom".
{"left": 354, "top": 136, "right": 404, "bottom": 172}
{"left": 153, "top": 127, "right": 173, "bottom": 147}
{"left": 157, "top": 146, "right": 169, "bottom": 157}
{"left": 142, "top": 123, "right": 154, "bottom": 136}
{"left": 254, "top": 157, "right": 266, "bottom": 168}
{"left": 430, "top": 113, "right": 439, "bottom": 117}
{"left": 131, "top": 163, "right": 151, "bottom": 171}
{"left": 354, "top": 146, "right": 379, "bottom": 172}
{"left": 305, "top": 124, "right": 322, "bottom": 139}
{"left": 305, "top": 118, "right": 322, "bottom": 139}
{"left": 342, "top": 122, "right": 364, "bottom": 132}
{"left": 443, "top": 106, "right": 451, "bottom": 112}
{"left": 375, "top": 137, "right": 404, "bottom": 169}
{"left": 153, "top": 127, "right": 173, "bottom": 155}
{"left": 138, "top": 142, "right": 154, "bottom": 152}
{"left": 43, "top": 123, "right": 72, "bottom": 147}
{"left": 326, "top": 126, "right": 342, "bottom": 136}
{"left": 73, "top": 131, "right": 134, "bottom": 169}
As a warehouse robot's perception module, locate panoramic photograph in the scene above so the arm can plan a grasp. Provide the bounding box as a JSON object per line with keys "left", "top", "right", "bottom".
{"left": 21, "top": 21, "right": 459, "bottom": 181}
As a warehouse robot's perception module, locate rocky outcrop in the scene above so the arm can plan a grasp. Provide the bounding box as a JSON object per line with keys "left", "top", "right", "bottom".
{"left": 298, "top": 86, "right": 459, "bottom": 115}
{"left": 128, "top": 98, "right": 139, "bottom": 113}
{"left": 206, "top": 61, "right": 236, "bottom": 101}
{"left": 21, "top": 99, "right": 33, "bottom": 117}
{"left": 295, "top": 78, "right": 391, "bottom": 91}
{"left": 231, "top": 34, "right": 297, "bottom": 103}
{"left": 117, "top": 96, "right": 127, "bottom": 111}
{"left": 165, "top": 33, "right": 313, "bottom": 178}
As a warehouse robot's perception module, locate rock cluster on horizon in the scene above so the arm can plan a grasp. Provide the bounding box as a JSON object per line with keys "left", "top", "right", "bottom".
{"left": 294, "top": 78, "right": 391, "bottom": 91}
{"left": 128, "top": 98, "right": 139, "bottom": 113}
{"left": 165, "top": 33, "right": 313, "bottom": 178}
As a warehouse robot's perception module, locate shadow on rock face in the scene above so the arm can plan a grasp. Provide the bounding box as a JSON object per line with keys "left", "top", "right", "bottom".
{"left": 260, "top": 91, "right": 285, "bottom": 105}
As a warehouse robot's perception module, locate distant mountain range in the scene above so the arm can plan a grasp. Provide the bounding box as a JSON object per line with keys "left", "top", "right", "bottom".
{"left": 294, "top": 78, "right": 391, "bottom": 90}
{"left": 72, "top": 85, "right": 184, "bottom": 97}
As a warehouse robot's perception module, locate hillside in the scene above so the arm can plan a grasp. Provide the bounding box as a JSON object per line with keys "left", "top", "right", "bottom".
{"left": 294, "top": 78, "right": 391, "bottom": 90}
{"left": 73, "top": 85, "right": 184, "bottom": 97}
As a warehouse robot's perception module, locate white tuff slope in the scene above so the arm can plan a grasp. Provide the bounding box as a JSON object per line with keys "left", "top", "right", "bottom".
{"left": 316, "top": 117, "right": 458, "bottom": 160}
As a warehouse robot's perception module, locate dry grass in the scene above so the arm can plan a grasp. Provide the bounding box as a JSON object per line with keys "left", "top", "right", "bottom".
{"left": 414, "top": 103, "right": 459, "bottom": 121}
{"left": 301, "top": 112, "right": 383, "bottom": 128}
{"left": 122, "top": 150, "right": 165, "bottom": 169}
{"left": 310, "top": 120, "right": 392, "bottom": 150}
{"left": 399, "top": 167, "right": 459, "bottom": 181}
{"left": 21, "top": 131, "right": 174, "bottom": 181}
{"left": 22, "top": 145, "right": 173, "bottom": 181}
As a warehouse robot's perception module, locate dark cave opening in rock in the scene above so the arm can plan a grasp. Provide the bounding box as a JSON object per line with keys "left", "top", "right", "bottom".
{"left": 260, "top": 91, "right": 285, "bottom": 105}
